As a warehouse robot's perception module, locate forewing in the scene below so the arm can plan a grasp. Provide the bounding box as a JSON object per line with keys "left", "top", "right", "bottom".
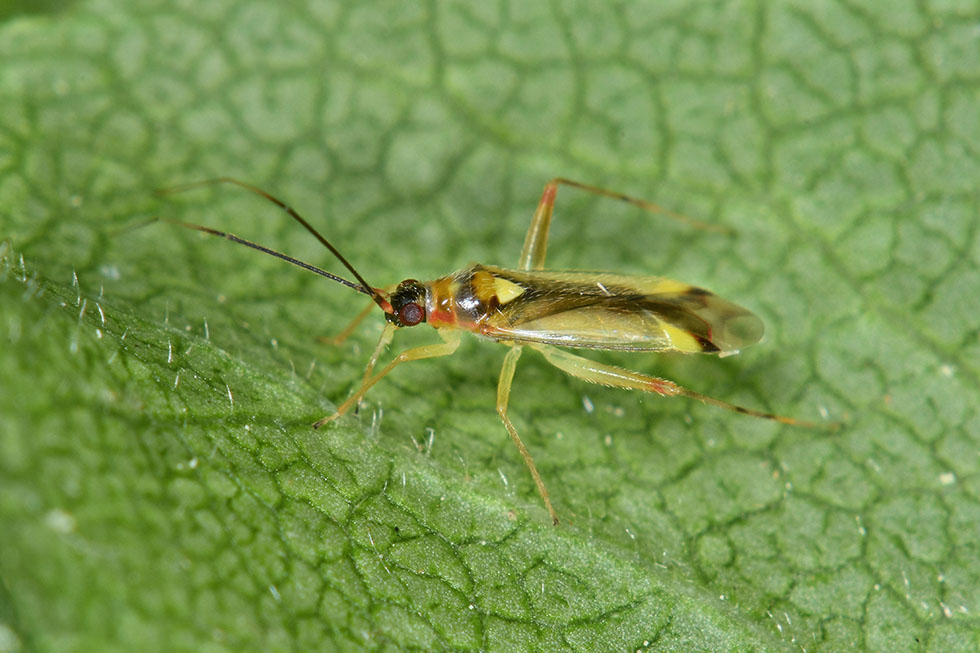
{"left": 481, "top": 268, "right": 763, "bottom": 354}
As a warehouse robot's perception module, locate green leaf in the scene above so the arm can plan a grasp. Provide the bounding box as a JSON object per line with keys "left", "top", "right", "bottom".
{"left": 2, "top": 1, "right": 979, "bottom": 651}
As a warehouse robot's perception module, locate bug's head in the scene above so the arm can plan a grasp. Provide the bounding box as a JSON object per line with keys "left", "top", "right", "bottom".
{"left": 386, "top": 279, "right": 426, "bottom": 327}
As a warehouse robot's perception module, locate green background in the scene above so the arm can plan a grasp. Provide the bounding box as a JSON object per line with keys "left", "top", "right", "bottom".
{"left": 2, "top": 0, "right": 979, "bottom": 651}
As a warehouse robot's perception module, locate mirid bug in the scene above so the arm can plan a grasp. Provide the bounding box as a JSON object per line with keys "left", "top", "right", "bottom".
{"left": 159, "top": 177, "right": 831, "bottom": 524}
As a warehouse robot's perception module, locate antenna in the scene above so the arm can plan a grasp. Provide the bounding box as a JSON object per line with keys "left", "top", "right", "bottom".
{"left": 156, "top": 178, "right": 393, "bottom": 314}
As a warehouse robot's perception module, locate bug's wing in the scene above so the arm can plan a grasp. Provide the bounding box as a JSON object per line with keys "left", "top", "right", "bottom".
{"left": 482, "top": 270, "right": 764, "bottom": 354}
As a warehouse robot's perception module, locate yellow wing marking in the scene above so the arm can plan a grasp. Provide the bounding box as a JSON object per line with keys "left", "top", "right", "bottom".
{"left": 473, "top": 269, "right": 525, "bottom": 305}
{"left": 661, "top": 323, "right": 704, "bottom": 353}
{"left": 493, "top": 277, "right": 525, "bottom": 305}
{"left": 647, "top": 278, "right": 695, "bottom": 294}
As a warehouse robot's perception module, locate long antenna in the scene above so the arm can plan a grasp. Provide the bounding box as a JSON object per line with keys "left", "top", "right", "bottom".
{"left": 159, "top": 217, "right": 373, "bottom": 295}
{"left": 156, "top": 178, "right": 393, "bottom": 313}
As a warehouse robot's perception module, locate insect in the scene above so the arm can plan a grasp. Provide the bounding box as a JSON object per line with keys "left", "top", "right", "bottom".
{"left": 159, "top": 177, "right": 829, "bottom": 524}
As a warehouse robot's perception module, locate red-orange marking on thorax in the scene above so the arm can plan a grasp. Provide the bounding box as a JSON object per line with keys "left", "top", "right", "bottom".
{"left": 425, "top": 277, "right": 458, "bottom": 328}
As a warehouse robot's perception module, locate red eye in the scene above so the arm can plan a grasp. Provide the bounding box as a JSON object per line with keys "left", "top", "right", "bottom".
{"left": 399, "top": 302, "right": 423, "bottom": 326}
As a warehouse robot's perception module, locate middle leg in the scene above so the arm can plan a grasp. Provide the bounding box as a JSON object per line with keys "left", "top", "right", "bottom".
{"left": 496, "top": 345, "right": 559, "bottom": 525}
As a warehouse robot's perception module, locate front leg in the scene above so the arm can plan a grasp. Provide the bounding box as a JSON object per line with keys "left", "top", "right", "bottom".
{"left": 317, "top": 300, "right": 376, "bottom": 346}
{"left": 313, "top": 328, "right": 462, "bottom": 429}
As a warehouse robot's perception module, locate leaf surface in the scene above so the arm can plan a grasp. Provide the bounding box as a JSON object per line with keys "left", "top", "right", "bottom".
{"left": 2, "top": 1, "right": 979, "bottom": 651}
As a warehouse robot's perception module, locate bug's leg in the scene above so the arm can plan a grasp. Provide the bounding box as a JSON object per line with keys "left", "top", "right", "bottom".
{"left": 496, "top": 346, "right": 559, "bottom": 525}
{"left": 320, "top": 283, "right": 399, "bottom": 347}
{"left": 316, "top": 321, "right": 393, "bottom": 422}
{"left": 337, "top": 320, "right": 396, "bottom": 416}
{"left": 518, "top": 178, "right": 730, "bottom": 271}
{"left": 355, "top": 319, "right": 395, "bottom": 388}
{"left": 318, "top": 300, "right": 376, "bottom": 346}
{"left": 313, "top": 329, "right": 462, "bottom": 429}
{"left": 518, "top": 181, "right": 560, "bottom": 271}
{"left": 530, "top": 343, "right": 831, "bottom": 428}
